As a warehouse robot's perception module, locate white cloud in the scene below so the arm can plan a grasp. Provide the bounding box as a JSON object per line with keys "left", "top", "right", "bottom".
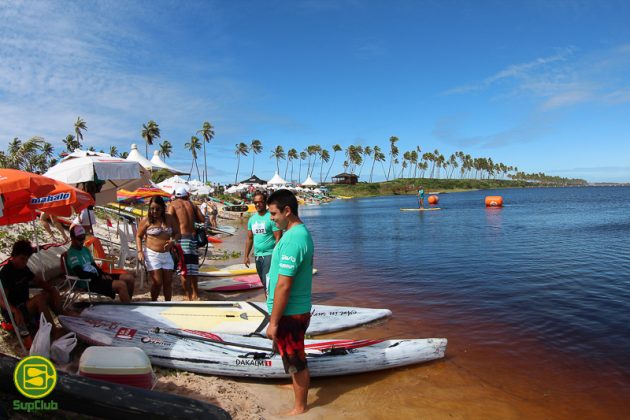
{"left": 0, "top": 0, "right": 245, "bottom": 160}
{"left": 444, "top": 44, "right": 630, "bottom": 112}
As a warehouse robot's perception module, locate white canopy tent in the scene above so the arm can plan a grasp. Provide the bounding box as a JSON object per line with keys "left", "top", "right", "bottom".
{"left": 44, "top": 150, "right": 149, "bottom": 205}
{"left": 157, "top": 175, "right": 190, "bottom": 194}
{"left": 267, "top": 172, "right": 288, "bottom": 186}
{"left": 150, "top": 151, "right": 189, "bottom": 175}
{"left": 126, "top": 144, "right": 162, "bottom": 171}
{"left": 302, "top": 175, "right": 318, "bottom": 187}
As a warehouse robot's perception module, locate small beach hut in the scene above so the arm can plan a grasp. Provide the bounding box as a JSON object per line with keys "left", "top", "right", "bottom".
{"left": 331, "top": 172, "right": 358, "bottom": 185}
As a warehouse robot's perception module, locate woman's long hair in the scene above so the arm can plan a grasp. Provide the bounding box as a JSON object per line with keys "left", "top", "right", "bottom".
{"left": 148, "top": 196, "right": 167, "bottom": 225}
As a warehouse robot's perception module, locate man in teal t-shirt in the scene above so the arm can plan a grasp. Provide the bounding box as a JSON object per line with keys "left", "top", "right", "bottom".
{"left": 418, "top": 186, "right": 425, "bottom": 209}
{"left": 244, "top": 192, "right": 282, "bottom": 292}
{"left": 266, "top": 189, "right": 314, "bottom": 416}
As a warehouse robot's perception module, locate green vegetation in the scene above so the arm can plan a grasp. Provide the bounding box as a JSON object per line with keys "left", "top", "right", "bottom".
{"left": 329, "top": 176, "right": 587, "bottom": 198}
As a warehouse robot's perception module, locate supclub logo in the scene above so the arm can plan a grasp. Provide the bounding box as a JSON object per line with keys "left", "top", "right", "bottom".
{"left": 30, "top": 192, "right": 71, "bottom": 205}
{"left": 13, "top": 355, "right": 57, "bottom": 399}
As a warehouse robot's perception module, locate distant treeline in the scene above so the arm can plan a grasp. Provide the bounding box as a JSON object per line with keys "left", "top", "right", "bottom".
{"left": 328, "top": 177, "right": 588, "bottom": 198}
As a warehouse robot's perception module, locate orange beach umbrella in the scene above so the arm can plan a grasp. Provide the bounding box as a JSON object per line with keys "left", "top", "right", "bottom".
{"left": 0, "top": 169, "right": 94, "bottom": 226}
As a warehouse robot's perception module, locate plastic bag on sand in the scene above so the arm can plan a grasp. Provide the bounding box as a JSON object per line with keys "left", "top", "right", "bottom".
{"left": 50, "top": 332, "right": 78, "bottom": 365}
{"left": 29, "top": 314, "right": 52, "bottom": 358}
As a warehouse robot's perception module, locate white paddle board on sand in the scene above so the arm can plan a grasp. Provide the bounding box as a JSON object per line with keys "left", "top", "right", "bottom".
{"left": 80, "top": 301, "right": 391, "bottom": 336}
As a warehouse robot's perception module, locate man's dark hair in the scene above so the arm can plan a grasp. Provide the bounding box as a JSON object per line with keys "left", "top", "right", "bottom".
{"left": 267, "top": 189, "right": 298, "bottom": 216}
{"left": 11, "top": 240, "right": 34, "bottom": 258}
{"left": 253, "top": 191, "right": 265, "bottom": 200}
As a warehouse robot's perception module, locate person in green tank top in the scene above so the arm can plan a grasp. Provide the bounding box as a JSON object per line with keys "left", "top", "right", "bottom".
{"left": 266, "top": 189, "right": 314, "bottom": 416}
{"left": 244, "top": 192, "right": 282, "bottom": 293}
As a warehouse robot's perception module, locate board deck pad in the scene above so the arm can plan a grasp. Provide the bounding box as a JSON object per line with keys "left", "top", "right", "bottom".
{"left": 80, "top": 301, "right": 392, "bottom": 335}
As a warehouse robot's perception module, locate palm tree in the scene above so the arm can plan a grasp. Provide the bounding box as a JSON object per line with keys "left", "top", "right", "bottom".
{"left": 249, "top": 139, "right": 263, "bottom": 176}
{"left": 369, "top": 145, "right": 381, "bottom": 183}
{"left": 185, "top": 136, "right": 202, "bottom": 179}
{"left": 62, "top": 134, "right": 80, "bottom": 153}
{"left": 41, "top": 141, "right": 54, "bottom": 164}
{"left": 234, "top": 142, "right": 249, "bottom": 184}
{"left": 74, "top": 117, "right": 87, "bottom": 148}
{"left": 324, "top": 144, "right": 342, "bottom": 183}
{"left": 358, "top": 146, "right": 372, "bottom": 178}
{"left": 319, "top": 149, "right": 330, "bottom": 182}
{"left": 119, "top": 151, "right": 129, "bottom": 159}
{"left": 141, "top": 120, "right": 161, "bottom": 158}
{"left": 309, "top": 145, "right": 321, "bottom": 177}
{"left": 197, "top": 121, "right": 215, "bottom": 182}
{"left": 298, "top": 151, "right": 307, "bottom": 182}
{"left": 159, "top": 140, "right": 172, "bottom": 161}
{"left": 286, "top": 148, "right": 298, "bottom": 182}
{"left": 376, "top": 150, "right": 387, "bottom": 180}
{"left": 270, "top": 145, "right": 286, "bottom": 175}
{"left": 387, "top": 136, "right": 399, "bottom": 181}
{"left": 109, "top": 146, "right": 119, "bottom": 157}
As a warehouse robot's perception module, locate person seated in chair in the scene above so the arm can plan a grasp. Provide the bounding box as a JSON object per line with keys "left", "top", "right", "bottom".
{"left": 0, "top": 240, "right": 65, "bottom": 342}
{"left": 66, "top": 225, "right": 134, "bottom": 302}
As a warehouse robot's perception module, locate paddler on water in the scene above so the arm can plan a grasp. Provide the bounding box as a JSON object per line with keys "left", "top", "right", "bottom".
{"left": 417, "top": 185, "right": 425, "bottom": 209}
{"left": 266, "top": 189, "right": 314, "bottom": 415}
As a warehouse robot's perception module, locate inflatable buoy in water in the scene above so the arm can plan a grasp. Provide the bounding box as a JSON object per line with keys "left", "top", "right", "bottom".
{"left": 428, "top": 195, "right": 439, "bottom": 205}
{"left": 485, "top": 196, "right": 503, "bottom": 207}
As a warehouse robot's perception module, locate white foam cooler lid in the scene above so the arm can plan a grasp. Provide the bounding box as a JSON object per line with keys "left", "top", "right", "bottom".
{"left": 79, "top": 346, "right": 152, "bottom": 375}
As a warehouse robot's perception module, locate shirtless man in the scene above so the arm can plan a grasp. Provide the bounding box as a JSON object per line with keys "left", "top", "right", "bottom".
{"left": 167, "top": 186, "right": 204, "bottom": 300}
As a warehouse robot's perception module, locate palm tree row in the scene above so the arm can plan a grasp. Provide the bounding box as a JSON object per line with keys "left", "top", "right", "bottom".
{"left": 3, "top": 118, "right": 585, "bottom": 186}
{"left": 227, "top": 137, "right": 581, "bottom": 185}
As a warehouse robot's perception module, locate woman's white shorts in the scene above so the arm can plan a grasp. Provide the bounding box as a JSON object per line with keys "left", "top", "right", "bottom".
{"left": 144, "top": 248, "right": 174, "bottom": 271}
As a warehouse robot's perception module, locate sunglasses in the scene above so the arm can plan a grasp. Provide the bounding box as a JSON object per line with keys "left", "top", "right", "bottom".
{"left": 75, "top": 236, "right": 86, "bottom": 241}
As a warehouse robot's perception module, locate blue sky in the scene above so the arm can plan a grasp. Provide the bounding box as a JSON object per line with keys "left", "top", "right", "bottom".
{"left": 1, "top": 0, "right": 630, "bottom": 182}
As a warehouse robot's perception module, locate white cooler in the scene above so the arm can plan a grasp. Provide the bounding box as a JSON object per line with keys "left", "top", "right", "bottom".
{"left": 79, "top": 346, "right": 154, "bottom": 389}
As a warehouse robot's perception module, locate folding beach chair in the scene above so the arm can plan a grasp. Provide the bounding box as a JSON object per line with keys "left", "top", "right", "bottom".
{"left": 59, "top": 252, "right": 112, "bottom": 310}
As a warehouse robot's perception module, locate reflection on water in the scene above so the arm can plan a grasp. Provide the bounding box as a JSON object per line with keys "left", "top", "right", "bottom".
{"left": 299, "top": 187, "right": 630, "bottom": 415}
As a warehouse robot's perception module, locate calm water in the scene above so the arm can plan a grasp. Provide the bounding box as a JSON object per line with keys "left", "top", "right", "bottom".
{"left": 300, "top": 187, "right": 630, "bottom": 392}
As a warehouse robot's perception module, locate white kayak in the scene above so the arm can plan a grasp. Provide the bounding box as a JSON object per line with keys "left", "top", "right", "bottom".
{"left": 60, "top": 316, "right": 447, "bottom": 379}
{"left": 80, "top": 301, "right": 391, "bottom": 336}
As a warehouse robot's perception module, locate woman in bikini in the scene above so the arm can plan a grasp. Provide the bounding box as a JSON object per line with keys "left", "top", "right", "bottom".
{"left": 136, "top": 196, "right": 180, "bottom": 301}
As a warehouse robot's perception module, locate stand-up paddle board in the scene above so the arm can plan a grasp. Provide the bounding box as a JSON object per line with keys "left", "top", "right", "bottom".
{"left": 400, "top": 208, "right": 441, "bottom": 211}
{"left": 61, "top": 316, "right": 446, "bottom": 379}
{"left": 198, "top": 275, "right": 263, "bottom": 292}
{"left": 199, "top": 264, "right": 318, "bottom": 277}
{"left": 80, "top": 300, "right": 390, "bottom": 335}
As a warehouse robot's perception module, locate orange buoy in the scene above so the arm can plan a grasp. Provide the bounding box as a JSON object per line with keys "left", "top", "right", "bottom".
{"left": 485, "top": 196, "right": 503, "bottom": 207}
{"left": 428, "top": 195, "right": 439, "bottom": 205}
